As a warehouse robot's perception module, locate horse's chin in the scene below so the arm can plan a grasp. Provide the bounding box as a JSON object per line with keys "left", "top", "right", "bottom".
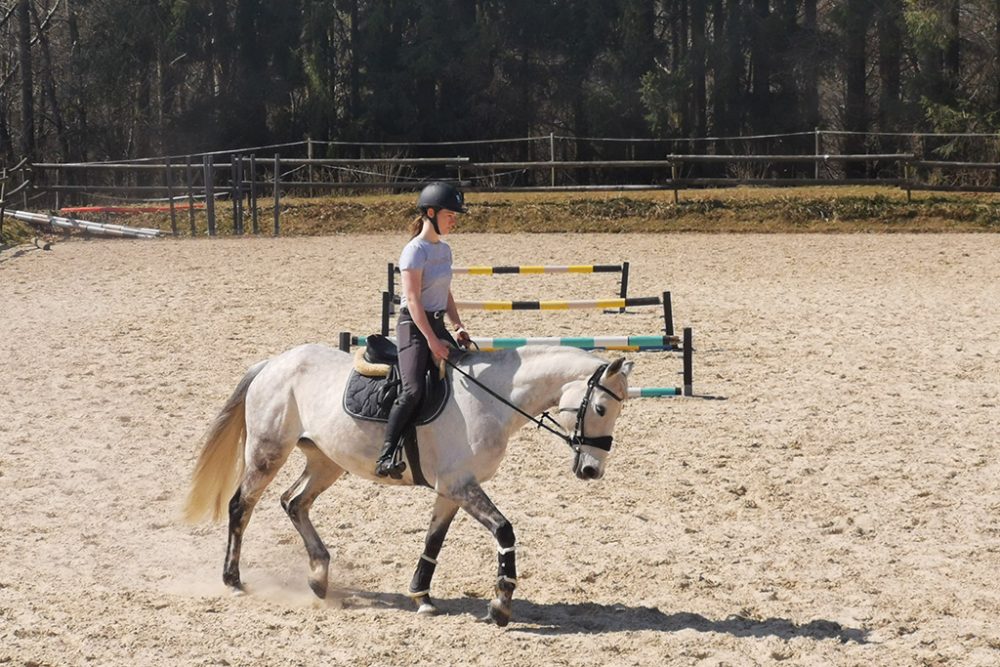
{"left": 573, "top": 450, "right": 605, "bottom": 481}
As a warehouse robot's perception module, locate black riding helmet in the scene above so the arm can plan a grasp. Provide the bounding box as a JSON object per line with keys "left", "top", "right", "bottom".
{"left": 418, "top": 182, "right": 468, "bottom": 216}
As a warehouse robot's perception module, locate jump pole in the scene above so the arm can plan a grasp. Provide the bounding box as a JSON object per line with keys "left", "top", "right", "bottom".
{"left": 453, "top": 296, "right": 662, "bottom": 310}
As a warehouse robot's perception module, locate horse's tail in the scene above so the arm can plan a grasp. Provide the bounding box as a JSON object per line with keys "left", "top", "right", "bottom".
{"left": 183, "top": 360, "right": 268, "bottom": 524}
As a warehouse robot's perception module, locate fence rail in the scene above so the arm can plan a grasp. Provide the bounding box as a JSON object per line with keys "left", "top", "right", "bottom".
{"left": 5, "top": 133, "right": 1000, "bottom": 237}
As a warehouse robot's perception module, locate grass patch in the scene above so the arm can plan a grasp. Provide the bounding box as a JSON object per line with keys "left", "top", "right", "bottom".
{"left": 5, "top": 185, "right": 1000, "bottom": 242}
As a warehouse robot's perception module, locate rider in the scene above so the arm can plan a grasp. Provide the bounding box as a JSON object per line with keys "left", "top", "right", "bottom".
{"left": 375, "top": 182, "right": 473, "bottom": 478}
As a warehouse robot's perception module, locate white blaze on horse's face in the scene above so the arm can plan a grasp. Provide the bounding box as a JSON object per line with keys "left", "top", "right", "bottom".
{"left": 558, "top": 358, "right": 633, "bottom": 481}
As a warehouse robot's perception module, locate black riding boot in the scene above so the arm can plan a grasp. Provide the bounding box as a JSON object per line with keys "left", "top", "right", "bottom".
{"left": 376, "top": 399, "right": 413, "bottom": 479}
{"left": 375, "top": 439, "right": 406, "bottom": 479}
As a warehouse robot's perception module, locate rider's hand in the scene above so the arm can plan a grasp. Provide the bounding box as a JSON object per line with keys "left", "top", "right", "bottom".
{"left": 430, "top": 338, "right": 452, "bottom": 362}
{"left": 455, "top": 328, "right": 472, "bottom": 350}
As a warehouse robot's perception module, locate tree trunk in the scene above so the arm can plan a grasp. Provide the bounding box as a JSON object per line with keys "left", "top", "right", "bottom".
{"left": 877, "top": 0, "right": 902, "bottom": 133}
{"left": 750, "top": 0, "right": 771, "bottom": 133}
{"left": 803, "top": 0, "right": 819, "bottom": 131}
{"left": 710, "top": 0, "right": 727, "bottom": 141}
{"left": 845, "top": 0, "right": 871, "bottom": 176}
{"left": 30, "top": 0, "right": 69, "bottom": 160}
{"left": 690, "top": 0, "right": 707, "bottom": 143}
{"left": 17, "top": 0, "right": 34, "bottom": 160}
{"left": 945, "top": 1, "right": 960, "bottom": 95}
{"left": 65, "top": 0, "right": 87, "bottom": 161}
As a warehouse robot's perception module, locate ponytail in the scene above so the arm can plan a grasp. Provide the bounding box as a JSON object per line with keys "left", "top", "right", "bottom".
{"left": 408, "top": 215, "right": 426, "bottom": 239}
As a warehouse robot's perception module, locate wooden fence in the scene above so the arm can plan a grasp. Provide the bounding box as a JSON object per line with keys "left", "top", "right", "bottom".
{"left": 4, "top": 146, "right": 1000, "bottom": 237}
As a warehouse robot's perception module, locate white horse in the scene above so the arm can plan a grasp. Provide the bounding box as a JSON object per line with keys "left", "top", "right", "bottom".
{"left": 184, "top": 343, "right": 633, "bottom": 626}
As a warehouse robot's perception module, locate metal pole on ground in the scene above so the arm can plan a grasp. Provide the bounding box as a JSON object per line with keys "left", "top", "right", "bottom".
{"left": 166, "top": 158, "right": 177, "bottom": 236}
{"left": 203, "top": 155, "right": 216, "bottom": 236}
{"left": 272, "top": 153, "right": 281, "bottom": 236}
{"left": 683, "top": 327, "right": 693, "bottom": 396}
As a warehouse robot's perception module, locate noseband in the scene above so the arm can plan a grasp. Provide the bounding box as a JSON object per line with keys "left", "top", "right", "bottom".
{"left": 558, "top": 364, "right": 624, "bottom": 453}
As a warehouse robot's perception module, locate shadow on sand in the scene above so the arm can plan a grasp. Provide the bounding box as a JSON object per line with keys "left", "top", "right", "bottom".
{"left": 338, "top": 590, "right": 867, "bottom": 644}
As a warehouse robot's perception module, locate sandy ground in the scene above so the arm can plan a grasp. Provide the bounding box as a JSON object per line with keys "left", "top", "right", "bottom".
{"left": 1, "top": 232, "right": 999, "bottom": 666}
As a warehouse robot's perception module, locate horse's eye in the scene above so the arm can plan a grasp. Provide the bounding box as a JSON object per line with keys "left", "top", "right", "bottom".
{"left": 595, "top": 404, "right": 606, "bottom": 417}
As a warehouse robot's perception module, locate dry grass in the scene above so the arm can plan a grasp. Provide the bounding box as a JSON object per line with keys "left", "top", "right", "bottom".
{"left": 4, "top": 186, "right": 1000, "bottom": 244}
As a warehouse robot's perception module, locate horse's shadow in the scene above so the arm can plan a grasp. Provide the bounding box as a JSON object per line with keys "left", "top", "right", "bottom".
{"left": 338, "top": 590, "right": 867, "bottom": 643}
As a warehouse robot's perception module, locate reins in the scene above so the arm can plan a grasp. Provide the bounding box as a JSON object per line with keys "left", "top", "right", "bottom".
{"left": 443, "top": 355, "right": 622, "bottom": 452}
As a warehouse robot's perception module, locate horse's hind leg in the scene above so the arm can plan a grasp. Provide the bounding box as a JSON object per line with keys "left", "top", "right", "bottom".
{"left": 280, "top": 440, "right": 345, "bottom": 599}
{"left": 223, "top": 435, "right": 295, "bottom": 592}
{"left": 408, "top": 495, "right": 460, "bottom": 615}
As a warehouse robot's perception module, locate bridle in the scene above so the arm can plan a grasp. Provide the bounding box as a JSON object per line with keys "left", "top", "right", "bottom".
{"left": 557, "top": 363, "right": 625, "bottom": 452}
{"left": 445, "top": 358, "right": 624, "bottom": 453}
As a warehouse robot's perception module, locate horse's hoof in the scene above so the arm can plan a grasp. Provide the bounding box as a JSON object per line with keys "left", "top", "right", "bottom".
{"left": 227, "top": 585, "right": 246, "bottom": 597}
{"left": 487, "top": 599, "right": 511, "bottom": 627}
{"left": 308, "top": 578, "right": 328, "bottom": 599}
{"left": 411, "top": 593, "right": 439, "bottom": 615}
{"left": 417, "top": 601, "right": 439, "bottom": 615}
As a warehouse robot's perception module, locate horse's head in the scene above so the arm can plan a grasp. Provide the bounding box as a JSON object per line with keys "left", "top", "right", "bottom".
{"left": 557, "top": 356, "right": 633, "bottom": 480}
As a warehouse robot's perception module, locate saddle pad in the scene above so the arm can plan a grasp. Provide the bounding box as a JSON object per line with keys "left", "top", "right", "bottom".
{"left": 342, "top": 368, "right": 450, "bottom": 426}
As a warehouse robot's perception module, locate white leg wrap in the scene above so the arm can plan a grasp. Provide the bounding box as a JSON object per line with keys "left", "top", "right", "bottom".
{"left": 497, "top": 545, "right": 516, "bottom": 555}
{"left": 499, "top": 576, "right": 518, "bottom": 585}
{"left": 420, "top": 554, "right": 438, "bottom": 565}
{"left": 406, "top": 588, "right": 431, "bottom": 598}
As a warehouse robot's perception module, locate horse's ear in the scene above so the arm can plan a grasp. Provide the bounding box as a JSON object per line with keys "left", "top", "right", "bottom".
{"left": 604, "top": 357, "right": 634, "bottom": 378}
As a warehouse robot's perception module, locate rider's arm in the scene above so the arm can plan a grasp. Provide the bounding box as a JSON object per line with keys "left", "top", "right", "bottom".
{"left": 401, "top": 268, "right": 451, "bottom": 360}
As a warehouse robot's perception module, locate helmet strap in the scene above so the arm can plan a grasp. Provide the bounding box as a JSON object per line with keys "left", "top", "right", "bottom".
{"left": 426, "top": 209, "right": 442, "bottom": 236}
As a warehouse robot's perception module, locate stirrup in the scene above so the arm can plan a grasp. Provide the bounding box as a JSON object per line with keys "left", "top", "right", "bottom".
{"left": 375, "top": 457, "right": 406, "bottom": 479}
{"left": 375, "top": 443, "right": 406, "bottom": 479}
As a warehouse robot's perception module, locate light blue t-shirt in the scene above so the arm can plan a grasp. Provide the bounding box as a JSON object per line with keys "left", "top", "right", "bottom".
{"left": 398, "top": 237, "right": 453, "bottom": 312}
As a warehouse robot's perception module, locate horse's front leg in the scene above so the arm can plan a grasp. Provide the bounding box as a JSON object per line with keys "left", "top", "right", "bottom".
{"left": 451, "top": 482, "right": 517, "bottom": 627}
{"left": 408, "top": 495, "right": 460, "bottom": 615}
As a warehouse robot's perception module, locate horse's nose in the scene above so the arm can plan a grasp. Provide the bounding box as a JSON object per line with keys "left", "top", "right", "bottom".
{"left": 581, "top": 464, "right": 601, "bottom": 480}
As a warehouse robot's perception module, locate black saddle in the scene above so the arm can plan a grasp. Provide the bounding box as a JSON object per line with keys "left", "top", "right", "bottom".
{"left": 342, "top": 334, "right": 451, "bottom": 426}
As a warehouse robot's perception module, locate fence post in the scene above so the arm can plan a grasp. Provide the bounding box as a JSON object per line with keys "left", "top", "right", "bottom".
{"left": 186, "top": 156, "right": 196, "bottom": 235}
{"left": 307, "top": 136, "right": 314, "bottom": 197}
{"left": 814, "top": 128, "right": 821, "bottom": 179}
{"left": 166, "top": 158, "right": 177, "bottom": 236}
{"left": 671, "top": 162, "right": 679, "bottom": 204}
{"left": 54, "top": 168, "right": 60, "bottom": 213}
{"left": 272, "top": 153, "right": 281, "bottom": 236}
{"left": 249, "top": 153, "right": 259, "bottom": 234}
{"left": 203, "top": 155, "right": 216, "bottom": 236}
{"left": 1, "top": 167, "right": 6, "bottom": 243}
{"left": 231, "top": 153, "right": 243, "bottom": 235}
{"left": 549, "top": 132, "right": 555, "bottom": 187}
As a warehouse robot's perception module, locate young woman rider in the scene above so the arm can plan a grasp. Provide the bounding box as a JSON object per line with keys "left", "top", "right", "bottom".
{"left": 375, "top": 182, "right": 472, "bottom": 478}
